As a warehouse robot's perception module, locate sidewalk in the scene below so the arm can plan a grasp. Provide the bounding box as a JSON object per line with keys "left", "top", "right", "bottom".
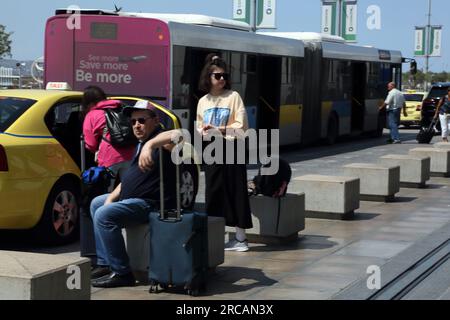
{"left": 92, "top": 133, "right": 450, "bottom": 300}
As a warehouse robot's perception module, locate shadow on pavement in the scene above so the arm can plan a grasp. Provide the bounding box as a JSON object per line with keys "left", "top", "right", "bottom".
{"left": 351, "top": 212, "right": 381, "bottom": 221}
{"left": 204, "top": 266, "right": 277, "bottom": 295}
{"left": 393, "top": 196, "right": 418, "bottom": 203}
{"left": 250, "top": 235, "right": 340, "bottom": 252}
{"left": 0, "top": 230, "right": 80, "bottom": 255}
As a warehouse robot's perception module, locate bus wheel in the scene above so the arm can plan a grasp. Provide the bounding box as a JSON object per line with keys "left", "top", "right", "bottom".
{"left": 326, "top": 114, "right": 338, "bottom": 145}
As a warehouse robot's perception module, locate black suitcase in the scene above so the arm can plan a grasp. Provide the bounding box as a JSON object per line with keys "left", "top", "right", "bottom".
{"left": 148, "top": 148, "right": 208, "bottom": 296}
{"left": 416, "top": 119, "right": 436, "bottom": 144}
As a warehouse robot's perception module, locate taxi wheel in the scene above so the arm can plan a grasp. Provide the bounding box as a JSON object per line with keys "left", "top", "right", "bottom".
{"left": 180, "top": 164, "right": 199, "bottom": 210}
{"left": 34, "top": 179, "right": 80, "bottom": 245}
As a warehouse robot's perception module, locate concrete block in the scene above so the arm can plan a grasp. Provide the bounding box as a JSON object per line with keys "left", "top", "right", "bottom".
{"left": 293, "top": 175, "right": 360, "bottom": 220}
{"left": 342, "top": 163, "right": 400, "bottom": 202}
{"left": 433, "top": 142, "right": 450, "bottom": 150}
{"left": 379, "top": 154, "right": 430, "bottom": 188}
{"left": 227, "top": 193, "right": 305, "bottom": 244}
{"left": 409, "top": 148, "right": 450, "bottom": 177}
{"left": 0, "top": 251, "right": 90, "bottom": 300}
{"left": 125, "top": 217, "right": 225, "bottom": 283}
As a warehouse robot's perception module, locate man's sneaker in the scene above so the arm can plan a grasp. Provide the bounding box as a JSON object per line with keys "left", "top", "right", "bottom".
{"left": 386, "top": 138, "right": 394, "bottom": 144}
{"left": 393, "top": 140, "right": 402, "bottom": 144}
{"left": 224, "top": 238, "right": 249, "bottom": 252}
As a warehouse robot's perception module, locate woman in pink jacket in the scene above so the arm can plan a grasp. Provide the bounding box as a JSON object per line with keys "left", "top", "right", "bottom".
{"left": 81, "top": 86, "right": 135, "bottom": 186}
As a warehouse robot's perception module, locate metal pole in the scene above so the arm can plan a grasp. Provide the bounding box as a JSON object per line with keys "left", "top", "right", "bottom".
{"left": 18, "top": 67, "right": 22, "bottom": 89}
{"left": 252, "top": 0, "right": 257, "bottom": 32}
{"left": 338, "top": 0, "right": 343, "bottom": 37}
{"left": 425, "top": 0, "right": 432, "bottom": 90}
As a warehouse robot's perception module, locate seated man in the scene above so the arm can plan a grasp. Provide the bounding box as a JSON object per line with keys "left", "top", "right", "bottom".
{"left": 90, "top": 101, "right": 183, "bottom": 288}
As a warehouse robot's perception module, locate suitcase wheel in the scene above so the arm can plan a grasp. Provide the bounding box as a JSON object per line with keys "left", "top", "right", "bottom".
{"left": 148, "top": 280, "right": 160, "bottom": 294}
{"left": 187, "top": 288, "right": 199, "bottom": 297}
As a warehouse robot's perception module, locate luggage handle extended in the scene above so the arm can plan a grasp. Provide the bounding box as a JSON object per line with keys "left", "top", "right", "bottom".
{"left": 159, "top": 146, "right": 182, "bottom": 221}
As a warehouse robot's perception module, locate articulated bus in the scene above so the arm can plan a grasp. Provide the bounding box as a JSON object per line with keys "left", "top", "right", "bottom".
{"left": 45, "top": 9, "right": 403, "bottom": 146}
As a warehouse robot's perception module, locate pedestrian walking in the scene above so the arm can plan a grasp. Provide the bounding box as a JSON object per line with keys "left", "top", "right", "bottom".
{"left": 433, "top": 87, "right": 450, "bottom": 142}
{"left": 379, "top": 82, "right": 407, "bottom": 144}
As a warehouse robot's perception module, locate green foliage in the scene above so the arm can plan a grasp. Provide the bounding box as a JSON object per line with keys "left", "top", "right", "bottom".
{"left": 403, "top": 69, "right": 449, "bottom": 89}
{"left": 0, "top": 24, "right": 12, "bottom": 59}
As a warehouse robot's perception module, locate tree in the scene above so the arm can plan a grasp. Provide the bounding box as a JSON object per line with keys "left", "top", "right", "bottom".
{"left": 0, "top": 24, "right": 12, "bottom": 59}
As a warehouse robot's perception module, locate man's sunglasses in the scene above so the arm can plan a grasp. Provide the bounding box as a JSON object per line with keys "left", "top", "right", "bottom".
{"left": 210, "top": 72, "right": 229, "bottom": 81}
{"left": 131, "top": 117, "right": 152, "bottom": 125}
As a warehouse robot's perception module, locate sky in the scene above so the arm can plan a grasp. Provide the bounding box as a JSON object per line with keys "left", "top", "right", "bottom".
{"left": 1, "top": 0, "right": 448, "bottom": 72}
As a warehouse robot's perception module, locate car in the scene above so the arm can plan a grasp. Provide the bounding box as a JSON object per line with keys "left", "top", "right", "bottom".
{"left": 0, "top": 87, "right": 199, "bottom": 245}
{"left": 401, "top": 90, "right": 427, "bottom": 127}
{"left": 420, "top": 82, "right": 450, "bottom": 129}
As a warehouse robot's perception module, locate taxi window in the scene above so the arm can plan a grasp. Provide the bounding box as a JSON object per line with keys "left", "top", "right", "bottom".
{"left": 0, "top": 97, "right": 37, "bottom": 131}
{"left": 403, "top": 94, "right": 424, "bottom": 102}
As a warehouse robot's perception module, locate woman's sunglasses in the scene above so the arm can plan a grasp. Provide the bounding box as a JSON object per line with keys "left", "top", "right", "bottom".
{"left": 131, "top": 117, "right": 151, "bottom": 125}
{"left": 210, "top": 72, "right": 229, "bottom": 81}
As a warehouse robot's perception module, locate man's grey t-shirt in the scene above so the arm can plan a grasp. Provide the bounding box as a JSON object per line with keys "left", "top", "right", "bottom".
{"left": 385, "top": 88, "right": 405, "bottom": 111}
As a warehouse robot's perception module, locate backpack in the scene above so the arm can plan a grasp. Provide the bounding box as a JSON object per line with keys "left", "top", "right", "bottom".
{"left": 102, "top": 106, "right": 138, "bottom": 147}
{"left": 80, "top": 166, "right": 114, "bottom": 208}
{"left": 250, "top": 158, "right": 292, "bottom": 198}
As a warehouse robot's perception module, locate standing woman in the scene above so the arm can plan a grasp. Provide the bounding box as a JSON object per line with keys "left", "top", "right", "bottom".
{"left": 197, "top": 54, "right": 252, "bottom": 252}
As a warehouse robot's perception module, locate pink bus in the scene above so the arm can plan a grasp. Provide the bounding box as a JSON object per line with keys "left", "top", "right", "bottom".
{"left": 45, "top": 9, "right": 403, "bottom": 145}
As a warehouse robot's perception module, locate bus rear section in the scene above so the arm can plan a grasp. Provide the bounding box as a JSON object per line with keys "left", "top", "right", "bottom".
{"left": 45, "top": 14, "right": 171, "bottom": 101}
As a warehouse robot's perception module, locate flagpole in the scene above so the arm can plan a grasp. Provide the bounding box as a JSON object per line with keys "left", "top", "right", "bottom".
{"left": 252, "top": 0, "right": 257, "bottom": 32}
{"left": 425, "top": 0, "right": 432, "bottom": 90}
{"left": 338, "top": 0, "right": 343, "bottom": 37}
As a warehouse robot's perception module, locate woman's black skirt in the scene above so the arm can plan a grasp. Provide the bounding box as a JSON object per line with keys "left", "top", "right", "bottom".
{"left": 203, "top": 138, "right": 252, "bottom": 229}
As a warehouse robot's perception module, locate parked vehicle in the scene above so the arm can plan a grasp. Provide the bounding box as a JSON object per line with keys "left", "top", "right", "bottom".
{"left": 0, "top": 86, "right": 199, "bottom": 244}
{"left": 420, "top": 82, "right": 450, "bottom": 130}
{"left": 401, "top": 90, "right": 427, "bottom": 127}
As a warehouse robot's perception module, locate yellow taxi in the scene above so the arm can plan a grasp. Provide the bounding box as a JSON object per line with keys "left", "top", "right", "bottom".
{"left": 401, "top": 90, "right": 427, "bottom": 127}
{"left": 0, "top": 86, "right": 198, "bottom": 244}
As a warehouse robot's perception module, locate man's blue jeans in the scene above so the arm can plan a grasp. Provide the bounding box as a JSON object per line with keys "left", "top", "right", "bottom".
{"left": 387, "top": 109, "right": 401, "bottom": 141}
{"left": 90, "top": 194, "right": 153, "bottom": 275}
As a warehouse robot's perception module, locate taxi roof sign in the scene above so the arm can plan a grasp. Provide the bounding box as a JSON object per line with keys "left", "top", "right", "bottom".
{"left": 46, "top": 82, "right": 72, "bottom": 90}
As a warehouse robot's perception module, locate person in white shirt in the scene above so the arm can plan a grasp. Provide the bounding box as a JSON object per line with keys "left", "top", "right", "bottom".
{"left": 379, "top": 82, "right": 407, "bottom": 144}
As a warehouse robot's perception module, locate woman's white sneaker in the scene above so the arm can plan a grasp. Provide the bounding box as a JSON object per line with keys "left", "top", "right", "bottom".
{"left": 224, "top": 238, "right": 249, "bottom": 252}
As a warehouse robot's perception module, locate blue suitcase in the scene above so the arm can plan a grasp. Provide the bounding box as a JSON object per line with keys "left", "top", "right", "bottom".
{"left": 148, "top": 149, "right": 208, "bottom": 296}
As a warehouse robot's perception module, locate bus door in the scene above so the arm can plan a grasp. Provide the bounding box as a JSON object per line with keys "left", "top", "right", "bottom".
{"left": 257, "top": 56, "right": 281, "bottom": 131}
{"left": 351, "top": 62, "right": 366, "bottom": 132}
{"left": 171, "top": 47, "right": 210, "bottom": 133}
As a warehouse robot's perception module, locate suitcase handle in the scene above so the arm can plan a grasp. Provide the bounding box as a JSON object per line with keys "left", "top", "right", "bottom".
{"left": 159, "top": 146, "right": 181, "bottom": 220}
{"left": 80, "top": 134, "right": 86, "bottom": 172}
